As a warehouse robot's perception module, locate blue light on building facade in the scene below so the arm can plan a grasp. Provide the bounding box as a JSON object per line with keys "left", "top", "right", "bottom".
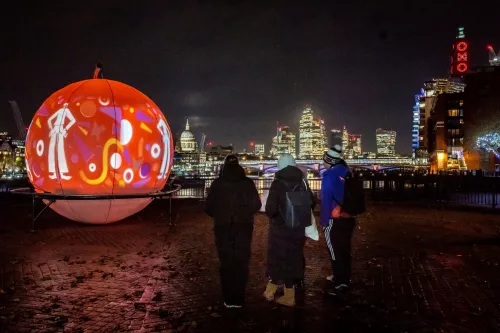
{"left": 412, "top": 92, "right": 422, "bottom": 156}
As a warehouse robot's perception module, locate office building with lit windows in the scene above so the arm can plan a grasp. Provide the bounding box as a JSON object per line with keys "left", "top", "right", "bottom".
{"left": 0, "top": 132, "right": 27, "bottom": 176}
{"left": 348, "top": 134, "right": 362, "bottom": 158}
{"left": 339, "top": 126, "right": 361, "bottom": 159}
{"left": 271, "top": 126, "right": 296, "bottom": 158}
{"left": 416, "top": 78, "right": 465, "bottom": 160}
{"left": 412, "top": 93, "right": 421, "bottom": 157}
{"left": 428, "top": 93, "right": 466, "bottom": 172}
{"left": 376, "top": 129, "right": 396, "bottom": 157}
{"left": 298, "top": 105, "right": 328, "bottom": 159}
{"left": 254, "top": 143, "right": 265, "bottom": 156}
{"left": 427, "top": 66, "right": 500, "bottom": 172}
{"left": 341, "top": 126, "right": 350, "bottom": 158}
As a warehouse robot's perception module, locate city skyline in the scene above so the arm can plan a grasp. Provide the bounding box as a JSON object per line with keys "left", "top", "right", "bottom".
{"left": 2, "top": 2, "right": 500, "bottom": 154}
{"left": 169, "top": 112, "right": 400, "bottom": 157}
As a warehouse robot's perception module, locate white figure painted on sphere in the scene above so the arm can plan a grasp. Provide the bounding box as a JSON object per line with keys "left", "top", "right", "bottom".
{"left": 48, "top": 103, "right": 76, "bottom": 180}
{"left": 157, "top": 118, "right": 171, "bottom": 179}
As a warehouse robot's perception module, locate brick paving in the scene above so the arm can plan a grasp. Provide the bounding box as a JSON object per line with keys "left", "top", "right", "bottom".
{"left": 1, "top": 198, "right": 500, "bottom": 332}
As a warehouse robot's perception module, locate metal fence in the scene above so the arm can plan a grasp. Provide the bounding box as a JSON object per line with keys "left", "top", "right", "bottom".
{"left": 171, "top": 175, "right": 500, "bottom": 210}
{"left": 4, "top": 175, "right": 500, "bottom": 210}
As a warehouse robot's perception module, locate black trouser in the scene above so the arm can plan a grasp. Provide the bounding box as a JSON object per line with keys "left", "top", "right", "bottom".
{"left": 323, "top": 218, "right": 355, "bottom": 286}
{"left": 214, "top": 222, "right": 254, "bottom": 305}
{"left": 272, "top": 278, "right": 294, "bottom": 288}
{"left": 291, "top": 257, "right": 306, "bottom": 288}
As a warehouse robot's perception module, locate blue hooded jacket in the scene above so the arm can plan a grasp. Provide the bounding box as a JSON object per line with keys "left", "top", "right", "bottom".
{"left": 320, "top": 162, "right": 349, "bottom": 227}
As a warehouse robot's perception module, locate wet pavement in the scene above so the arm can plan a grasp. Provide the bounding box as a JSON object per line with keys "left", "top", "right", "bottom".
{"left": 1, "top": 198, "right": 500, "bottom": 332}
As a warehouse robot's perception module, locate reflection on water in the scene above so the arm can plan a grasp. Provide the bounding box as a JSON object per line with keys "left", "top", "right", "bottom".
{"left": 171, "top": 177, "right": 324, "bottom": 199}
{"left": 169, "top": 176, "right": 422, "bottom": 199}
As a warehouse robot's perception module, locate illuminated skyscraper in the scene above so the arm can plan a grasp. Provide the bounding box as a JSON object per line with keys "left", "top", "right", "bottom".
{"left": 376, "top": 129, "right": 396, "bottom": 157}
{"left": 412, "top": 93, "right": 421, "bottom": 157}
{"left": 319, "top": 119, "right": 328, "bottom": 156}
{"left": 299, "top": 105, "right": 327, "bottom": 159}
{"left": 341, "top": 126, "right": 350, "bottom": 158}
{"left": 271, "top": 126, "right": 296, "bottom": 158}
{"left": 340, "top": 126, "right": 361, "bottom": 158}
{"left": 254, "top": 143, "right": 265, "bottom": 156}
{"left": 348, "top": 134, "right": 362, "bottom": 158}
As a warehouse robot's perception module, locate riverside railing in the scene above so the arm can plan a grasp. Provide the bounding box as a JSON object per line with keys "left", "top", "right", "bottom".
{"left": 4, "top": 174, "right": 500, "bottom": 210}
{"left": 170, "top": 175, "right": 500, "bottom": 210}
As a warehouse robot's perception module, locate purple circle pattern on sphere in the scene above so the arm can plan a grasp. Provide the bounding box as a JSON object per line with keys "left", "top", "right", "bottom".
{"left": 32, "top": 140, "right": 36, "bottom": 148}
{"left": 140, "top": 163, "right": 151, "bottom": 178}
{"left": 32, "top": 162, "right": 41, "bottom": 176}
{"left": 71, "top": 154, "right": 79, "bottom": 163}
{"left": 145, "top": 144, "right": 151, "bottom": 151}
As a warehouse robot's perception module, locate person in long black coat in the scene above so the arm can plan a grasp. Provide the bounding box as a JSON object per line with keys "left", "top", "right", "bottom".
{"left": 264, "top": 154, "right": 316, "bottom": 307}
{"left": 218, "top": 154, "right": 239, "bottom": 177}
{"left": 205, "top": 163, "right": 261, "bottom": 308}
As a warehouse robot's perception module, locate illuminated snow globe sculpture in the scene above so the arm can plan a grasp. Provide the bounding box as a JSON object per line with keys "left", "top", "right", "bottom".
{"left": 24, "top": 78, "right": 173, "bottom": 224}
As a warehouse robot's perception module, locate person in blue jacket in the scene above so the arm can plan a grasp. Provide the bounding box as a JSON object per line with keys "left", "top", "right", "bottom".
{"left": 320, "top": 144, "right": 356, "bottom": 296}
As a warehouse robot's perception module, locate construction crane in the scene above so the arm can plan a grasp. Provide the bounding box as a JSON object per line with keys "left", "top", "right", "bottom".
{"left": 488, "top": 45, "right": 500, "bottom": 66}
{"left": 9, "top": 100, "right": 27, "bottom": 139}
{"left": 199, "top": 133, "right": 206, "bottom": 152}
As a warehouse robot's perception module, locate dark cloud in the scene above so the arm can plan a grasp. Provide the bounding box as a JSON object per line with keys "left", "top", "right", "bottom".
{"left": 182, "top": 93, "right": 209, "bottom": 108}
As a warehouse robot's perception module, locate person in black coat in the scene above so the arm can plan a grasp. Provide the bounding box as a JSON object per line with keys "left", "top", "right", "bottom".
{"left": 218, "top": 154, "right": 239, "bottom": 177}
{"left": 264, "top": 154, "right": 316, "bottom": 307}
{"left": 205, "top": 163, "right": 261, "bottom": 308}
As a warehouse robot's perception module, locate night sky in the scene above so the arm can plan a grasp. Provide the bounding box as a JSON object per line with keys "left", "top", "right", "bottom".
{"left": 2, "top": 0, "right": 499, "bottom": 154}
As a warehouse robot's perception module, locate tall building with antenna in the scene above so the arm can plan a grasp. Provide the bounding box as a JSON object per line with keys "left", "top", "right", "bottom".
{"left": 449, "top": 27, "right": 469, "bottom": 78}
{"left": 413, "top": 27, "right": 468, "bottom": 161}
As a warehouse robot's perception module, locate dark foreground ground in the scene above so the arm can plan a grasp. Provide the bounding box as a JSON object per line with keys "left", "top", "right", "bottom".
{"left": 1, "top": 198, "right": 500, "bottom": 333}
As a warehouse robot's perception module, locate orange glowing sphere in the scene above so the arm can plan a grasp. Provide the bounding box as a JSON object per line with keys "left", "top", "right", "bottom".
{"left": 25, "top": 79, "right": 173, "bottom": 224}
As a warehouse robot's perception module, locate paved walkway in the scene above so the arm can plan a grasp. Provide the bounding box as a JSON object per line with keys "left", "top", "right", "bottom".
{"left": 1, "top": 198, "right": 500, "bottom": 332}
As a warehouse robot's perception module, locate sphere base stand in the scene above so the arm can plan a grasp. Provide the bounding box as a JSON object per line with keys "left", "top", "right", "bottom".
{"left": 11, "top": 184, "right": 181, "bottom": 231}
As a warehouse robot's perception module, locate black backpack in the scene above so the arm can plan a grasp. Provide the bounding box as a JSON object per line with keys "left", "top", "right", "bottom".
{"left": 280, "top": 180, "right": 312, "bottom": 228}
{"left": 334, "top": 171, "right": 366, "bottom": 216}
